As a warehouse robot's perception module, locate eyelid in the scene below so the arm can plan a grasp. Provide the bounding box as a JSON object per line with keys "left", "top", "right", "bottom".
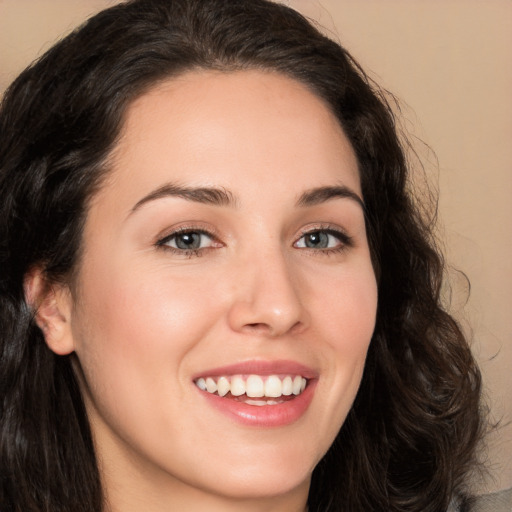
{"left": 155, "top": 222, "right": 218, "bottom": 241}
{"left": 293, "top": 224, "right": 353, "bottom": 250}
{"left": 155, "top": 224, "right": 223, "bottom": 252}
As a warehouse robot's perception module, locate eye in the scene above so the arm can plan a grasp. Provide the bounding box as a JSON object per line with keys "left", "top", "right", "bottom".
{"left": 157, "top": 229, "right": 219, "bottom": 252}
{"left": 294, "top": 228, "right": 351, "bottom": 251}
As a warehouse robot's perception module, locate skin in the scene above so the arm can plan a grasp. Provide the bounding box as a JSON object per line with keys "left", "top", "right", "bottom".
{"left": 37, "top": 70, "right": 378, "bottom": 512}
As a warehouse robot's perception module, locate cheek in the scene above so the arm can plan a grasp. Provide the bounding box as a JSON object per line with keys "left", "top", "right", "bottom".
{"left": 306, "top": 263, "right": 377, "bottom": 432}
{"left": 309, "top": 260, "right": 377, "bottom": 351}
{"left": 329, "top": 272, "right": 377, "bottom": 380}
{"left": 70, "top": 258, "right": 223, "bottom": 407}
{"left": 78, "top": 249, "right": 216, "bottom": 333}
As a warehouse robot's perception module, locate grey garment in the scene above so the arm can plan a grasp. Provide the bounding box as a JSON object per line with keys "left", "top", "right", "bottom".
{"left": 469, "top": 487, "right": 512, "bottom": 512}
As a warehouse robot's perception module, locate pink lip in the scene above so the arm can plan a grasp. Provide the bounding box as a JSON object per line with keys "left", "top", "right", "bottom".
{"left": 193, "top": 360, "right": 318, "bottom": 427}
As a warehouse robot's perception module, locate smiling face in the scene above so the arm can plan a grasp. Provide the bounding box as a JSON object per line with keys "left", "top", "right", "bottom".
{"left": 59, "top": 70, "right": 378, "bottom": 511}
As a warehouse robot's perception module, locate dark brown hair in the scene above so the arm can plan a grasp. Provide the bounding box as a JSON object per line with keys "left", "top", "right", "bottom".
{"left": 0, "top": 0, "right": 482, "bottom": 510}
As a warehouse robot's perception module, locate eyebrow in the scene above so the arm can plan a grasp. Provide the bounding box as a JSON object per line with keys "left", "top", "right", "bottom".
{"left": 130, "top": 182, "right": 364, "bottom": 214}
{"left": 130, "top": 183, "right": 237, "bottom": 213}
{"left": 296, "top": 185, "right": 364, "bottom": 209}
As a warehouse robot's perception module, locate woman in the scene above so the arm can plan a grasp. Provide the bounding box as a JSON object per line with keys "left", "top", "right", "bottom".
{"left": 0, "top": 0, "right": 483, "bottom": 511}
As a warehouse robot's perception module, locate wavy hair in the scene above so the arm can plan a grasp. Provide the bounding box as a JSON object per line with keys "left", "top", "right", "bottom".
{"left": 0, "top": 0, "right": 482, "bottom": 510}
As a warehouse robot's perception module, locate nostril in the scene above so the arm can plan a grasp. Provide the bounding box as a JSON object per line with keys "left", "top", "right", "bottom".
{"left": 244, "top": 322, "right": 271, "bottom": 332}
{"left": 242, "top": 320, "right": 304, "bottom": 337}
{"left": 227, "top": 293, "right": 307, "bottom": 337}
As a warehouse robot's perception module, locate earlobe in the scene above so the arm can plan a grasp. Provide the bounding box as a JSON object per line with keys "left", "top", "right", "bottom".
{"left": 24, "top": 269, "right": 75, "bottom": 355}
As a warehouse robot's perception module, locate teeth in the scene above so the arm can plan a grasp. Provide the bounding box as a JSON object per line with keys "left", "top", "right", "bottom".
{"left": 292, "top": 375, "right": 302, "bottom": 395}
{"left": 282, "top": 376, "right": 293, "bottom": 396}
{"left": 195, "top": 374, "right": 308, "bottom": 399}
{"left": 245, "top": 399, "right": 282, "bottom": 406}
{"left": 217, "top": 376, "right": 230, "bottom": 397}
{"left": 264, "top": 375, "right": 282, "bottom": 397}
{"left": 230, "top": 376, "right": 245, "bottom": 396}
{"left": 205, "top": 377, "right": 217, "bottom": 394}
{"left": 246, "top": 375, "right": 264, "bottom": 397}
{"left": 245, "top": 399, "right": 270, "bottom": 406}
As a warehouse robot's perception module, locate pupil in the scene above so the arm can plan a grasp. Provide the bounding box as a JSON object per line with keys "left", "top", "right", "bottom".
{"left": 306, "top": 231, "right": 328, "bottom": 248}
{"left": 176, "top": 232, "right": 200, "bottom": 250}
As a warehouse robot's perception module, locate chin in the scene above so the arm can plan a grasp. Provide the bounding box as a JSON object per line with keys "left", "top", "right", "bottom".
{"left": 200, "top": 467, "right": 312, "bottom": 502}
{"left": 187, "top": 441, "right": 318, "bottom": 501}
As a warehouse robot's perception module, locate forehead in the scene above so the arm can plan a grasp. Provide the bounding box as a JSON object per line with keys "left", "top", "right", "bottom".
{"left": 102, "top": 69, "right": 360, "bottom": 206}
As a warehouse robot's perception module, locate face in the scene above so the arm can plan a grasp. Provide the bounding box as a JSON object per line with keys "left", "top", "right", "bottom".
{"left": 64, "top": 70, "right": 377, "bottom": 508}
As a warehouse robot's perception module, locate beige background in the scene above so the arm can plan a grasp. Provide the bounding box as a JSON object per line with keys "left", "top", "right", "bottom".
{"left": 1, "top": 0, "right": 510, "bottom": 494}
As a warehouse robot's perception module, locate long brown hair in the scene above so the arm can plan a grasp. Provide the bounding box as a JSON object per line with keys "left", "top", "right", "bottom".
{"left": 0, "top": 1, "right": 482, "bottom": 510}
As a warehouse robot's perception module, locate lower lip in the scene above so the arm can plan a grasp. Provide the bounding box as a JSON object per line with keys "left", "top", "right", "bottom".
{"left": 196, "top": 381, "right": 317, "bottom": 427}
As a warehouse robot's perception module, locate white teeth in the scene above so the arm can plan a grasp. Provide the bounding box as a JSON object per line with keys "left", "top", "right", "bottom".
{"left": 246, "top": 375, "right": 264, "bottom": 397}
{"left": 264, "top": 375, "right": 282, "bottom": 397}
{"left": 292, "top": 375, "right": 303, "bottom": 395}
{"left": 205, "top": 377, "right": 217, "bottom": 394}
{"left": 245, "top": 399, "right": 270, "bottom": 406}
{"left": 195, "top": 374, "right": 308, "bottom": 400}
{"left": 217, "top": 376, "right": 230, "bottom": 397}
{"left": 282, "top": 376, "right": 293, "bottom": 396}
{"left": 244, "top": 399, "right": 282, "bottom": 406}
{"left": 230, "top": 376, "right": 245, "bottom": 396}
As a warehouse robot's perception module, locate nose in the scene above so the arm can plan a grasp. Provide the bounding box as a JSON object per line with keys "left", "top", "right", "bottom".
{"left": 226, "top": 250, "right": 308, "bottom": 338}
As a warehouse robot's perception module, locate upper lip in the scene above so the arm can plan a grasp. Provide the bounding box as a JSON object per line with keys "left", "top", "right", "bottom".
{"left": 192, "top": 360, "right": 318, "bottom": 380}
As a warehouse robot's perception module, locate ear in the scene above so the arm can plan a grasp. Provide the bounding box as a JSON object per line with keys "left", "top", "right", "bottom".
{"left": 24, "top": 269, "right": 75, "bottom": 355}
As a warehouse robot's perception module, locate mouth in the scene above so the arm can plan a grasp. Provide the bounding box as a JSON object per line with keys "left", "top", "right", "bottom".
{"left": 195, "top": 374, "right": 308, "bottom": 405}
{"left": 193, "top": 361, "right": 316, "bottom": 427}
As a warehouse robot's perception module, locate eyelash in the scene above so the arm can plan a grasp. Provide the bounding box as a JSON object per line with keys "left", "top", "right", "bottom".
{"left": 156, "top": 227, "right": 220, "bottom": 258}
{"left": 155, "top": 225, "right": 353, "bottom": 258}
{"left": 294, "top": 225, "right": 353, "bottom": 255}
